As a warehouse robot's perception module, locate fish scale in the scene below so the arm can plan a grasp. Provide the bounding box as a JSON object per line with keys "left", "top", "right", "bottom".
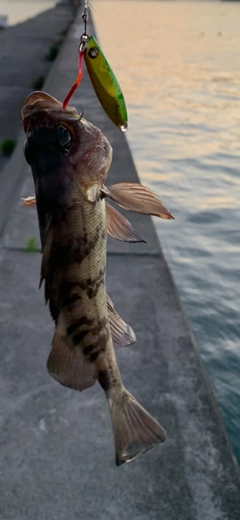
{"left": 44, "top": 190, "right": 118, "bottom": 383}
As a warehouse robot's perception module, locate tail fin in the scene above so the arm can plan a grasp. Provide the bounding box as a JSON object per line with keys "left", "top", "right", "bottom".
{"left": 108, "top": 387, "right": 166, "bottom": 466}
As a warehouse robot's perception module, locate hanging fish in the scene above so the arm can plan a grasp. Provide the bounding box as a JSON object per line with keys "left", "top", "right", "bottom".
{"left": 21, "top": 91, "right": 173, "bottom": 465}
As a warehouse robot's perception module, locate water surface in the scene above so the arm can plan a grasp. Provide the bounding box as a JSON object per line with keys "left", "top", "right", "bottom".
{"left": 92, "top": 0, "right": 240, "bottom": 463}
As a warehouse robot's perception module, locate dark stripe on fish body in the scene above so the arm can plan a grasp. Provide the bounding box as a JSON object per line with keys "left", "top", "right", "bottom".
{"left": 83, "top": 344, "right": 95, "bottom": 355}
{"left": 67, "top": 317, "right": 94, "bottom": 336}
{"left": 60, "top": 274, "right": 104, "bottom": 302}
{"left": 51, "top": 235, "right": 97, "bottom": 270}
{"left": 84, "top": 333, "right": 109, "bottom": 362}
{"left": 87, "top": 287, "right": 97, "bottom": 299}
{"left": 70, "top": 317, "right": 110, "bottom": 351}
{"left": 72, "top": 329, "right": 90, "bottom": 345}
{"left": 82, "top": 275, "right": 101, "bottom": 288}
{"left": 91, "top": 317, "right": 108, "bottom": 336}
{"left": 60, "top": 282, "right": 84, "bottom": 308}
{"left": 55, "top": 245, "right": 87, "bottom": 267}
{"left": 62, "top": 293, "right": 81, "bottom": 308}
{"left": 98, "top": 370, "right": 111, "bottom": 392}
{"left": 51, "top": 219, "right": 103, "bottom": 268}
{"left": 86, "top": 270, "right": 105, "bottom": 299}
{"left": 89, "top": 351, "right": 101, "bottom": 363}
{"left": 98, "top": 334, "right": 109, "bottom": 349}
{"left": 72, "top": 317, "right": 110, "bottom": 361}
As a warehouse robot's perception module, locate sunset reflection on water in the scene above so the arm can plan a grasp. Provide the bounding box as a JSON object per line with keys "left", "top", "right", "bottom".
{"left": 91, "top": 0, "right": 240, "bottom": 462}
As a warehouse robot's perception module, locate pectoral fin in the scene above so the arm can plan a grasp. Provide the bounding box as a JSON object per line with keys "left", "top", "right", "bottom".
{"left": 102, "top": 183, "right": 174, "bottom": 219}
{"left": 107, "top": 294, "right": 136, "bottom": 347}
{"left": 21, "top": 196, "right": 36, "bottom": 206}
{"left": 47, "top": 316, "right": 98, "bottom": 391}
{"left": 106, "top": 202, "right": 146, "bottom": 243}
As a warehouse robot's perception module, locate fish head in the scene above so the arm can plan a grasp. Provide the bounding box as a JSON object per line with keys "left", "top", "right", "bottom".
{"left": 21, "top": 91, "right": 112, "bottom": 206}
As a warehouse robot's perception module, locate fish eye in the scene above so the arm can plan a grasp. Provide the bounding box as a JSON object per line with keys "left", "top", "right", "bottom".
{"left": 54, "top": 126, "right": 72, "bottom": 152}
{"left": 88, "top": 47, "right": 99, "bottom": 59}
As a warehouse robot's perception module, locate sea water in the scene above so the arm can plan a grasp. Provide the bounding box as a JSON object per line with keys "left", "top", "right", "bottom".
{"left": 91, "top": 0, "right": 240, "bottom": 464}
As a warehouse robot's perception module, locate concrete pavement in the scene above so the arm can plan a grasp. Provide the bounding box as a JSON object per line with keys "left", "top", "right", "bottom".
{"left": 0, "top": 0, "right": 76, "bottom": 174}
{"left": 0, "top": 0, "right": 76, "bottom": 238}
{"left": 0, "top": 3, "right": 240, "bottom": 519}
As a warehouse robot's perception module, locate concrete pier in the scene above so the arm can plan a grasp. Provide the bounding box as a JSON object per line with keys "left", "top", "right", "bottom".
{"left": 0, "top": 0, "right": 76, "bottom": 176}
{"left": 0, "top": 3, "right": 240, "bottom": 519}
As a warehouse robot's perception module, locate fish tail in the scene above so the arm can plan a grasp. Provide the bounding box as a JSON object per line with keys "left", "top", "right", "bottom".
{"left": 107, "top": 386, "right": 166, "bottom": 466}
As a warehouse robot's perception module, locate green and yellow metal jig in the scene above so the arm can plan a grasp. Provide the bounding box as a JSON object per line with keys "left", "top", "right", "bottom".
{"left": 84, "top": 35, "right": 128, "bottom": 131}
{"left": 63, "top": 1, "right": 128, "bottom": 131}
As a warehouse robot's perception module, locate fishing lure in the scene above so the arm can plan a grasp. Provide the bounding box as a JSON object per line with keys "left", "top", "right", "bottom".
{"left": 63, "top": 2, "right": 128, "bottom": 131}
{"left": 84, "top": 35, "right": 128, "bottom": 131}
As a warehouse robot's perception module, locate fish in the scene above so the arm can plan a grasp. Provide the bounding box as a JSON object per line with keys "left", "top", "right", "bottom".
{"left": 21, "top": 91, "right": 170, "bottom": 465}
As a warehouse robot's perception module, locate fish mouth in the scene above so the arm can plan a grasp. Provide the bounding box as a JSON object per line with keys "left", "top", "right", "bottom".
{"left": 21, "top": 91, "right": 81, "bottom": 134}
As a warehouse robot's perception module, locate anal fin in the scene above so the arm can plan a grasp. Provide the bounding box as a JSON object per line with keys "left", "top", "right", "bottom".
{"left": 107, "top": 294, "right": 136, "bottom": 347}
{"left": 21, "top": 195, "right": 36, "bottom": 206}
{"left": 47, "top": 317, "right": 97, "bottom": 391}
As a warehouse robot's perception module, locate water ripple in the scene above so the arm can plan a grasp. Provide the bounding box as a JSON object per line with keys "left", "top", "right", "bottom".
{"left": 93, "top": 0, "right": 240, "bottom": 464}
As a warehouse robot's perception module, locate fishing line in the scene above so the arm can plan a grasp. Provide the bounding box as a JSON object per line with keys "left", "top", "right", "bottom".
{"left": 82, "top": 0, "right": 88, "bottom": 37}
{"left": 62, "top": 2, "right": 89, "bottom": 108}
